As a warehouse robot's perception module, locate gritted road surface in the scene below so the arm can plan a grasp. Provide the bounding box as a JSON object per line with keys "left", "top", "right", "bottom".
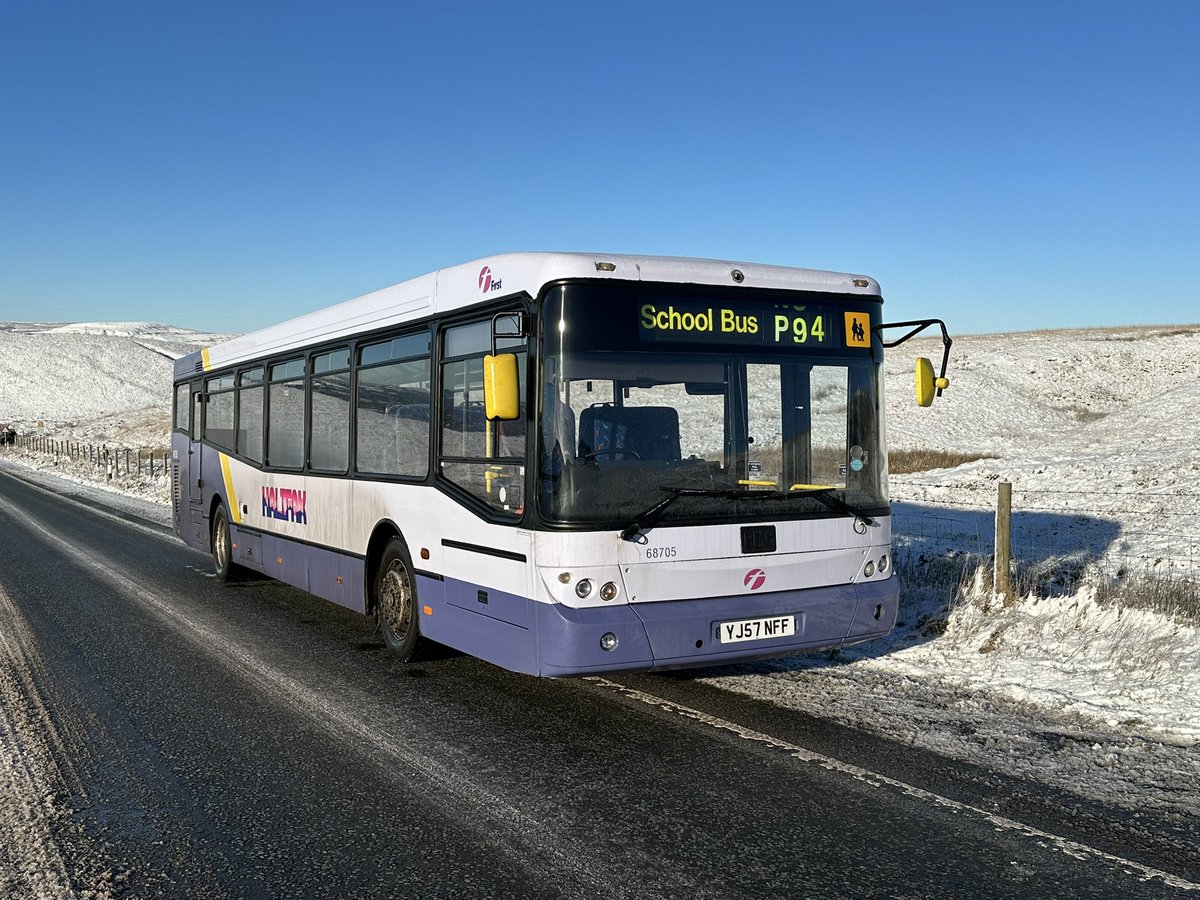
{"left": 0, "top": 468, "right": 1196, "bottom": 899}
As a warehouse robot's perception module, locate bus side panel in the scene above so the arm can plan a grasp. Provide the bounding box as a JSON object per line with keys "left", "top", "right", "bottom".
{"left": 229, "top": 526, "right": 264, "bottom": 573}
{"left": 257, "top": 531, "right": 367, "bottom": 615}
{"left": 413, "top": 574, "right": 446, "bottom": 642}
{"left": 434, "top": 576, "right": 539, "bottom": 676}
{"left": 445, "top": 575, "right": 532, "bottom": 628}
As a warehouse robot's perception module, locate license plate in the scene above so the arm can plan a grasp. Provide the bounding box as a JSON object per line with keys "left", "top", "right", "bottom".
{"left": 718, "top": 615, "right": 796, "bottom": 644}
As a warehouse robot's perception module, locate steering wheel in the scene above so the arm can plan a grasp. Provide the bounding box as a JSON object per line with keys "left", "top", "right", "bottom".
{"left": 582, "top": 449, "right": 642, "bottom": 461}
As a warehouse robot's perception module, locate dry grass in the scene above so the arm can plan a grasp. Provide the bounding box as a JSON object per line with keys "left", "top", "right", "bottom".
{"left": 1096, "top": 572, "right": 1200, "bottom": 626}
{"left": 1057, "top": 405, "right": 1108, "bottom": 423}
{"left": 889, "top": 448, "right": 998, "bottom": 474}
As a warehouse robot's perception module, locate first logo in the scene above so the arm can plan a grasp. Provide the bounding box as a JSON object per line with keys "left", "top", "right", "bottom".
{"left": 479, "top": 265, "right": 502, "bottom": 294}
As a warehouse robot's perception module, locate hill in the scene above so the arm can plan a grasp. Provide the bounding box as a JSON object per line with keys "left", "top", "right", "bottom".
{"left": 0, "top": 321, "right": 230, "bottom": 445}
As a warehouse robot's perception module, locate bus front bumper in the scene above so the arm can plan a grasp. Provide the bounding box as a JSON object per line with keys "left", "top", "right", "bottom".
{"left": 534, "top": 573, "right": 899, "bottom": 677}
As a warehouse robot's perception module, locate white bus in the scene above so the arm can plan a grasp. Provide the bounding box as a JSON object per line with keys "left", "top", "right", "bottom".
{"left": 171, "top": 253, "right": 950, "bottom": 676}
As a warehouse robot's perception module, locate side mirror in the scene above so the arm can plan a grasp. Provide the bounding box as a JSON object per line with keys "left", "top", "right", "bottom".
{"left": 915, "top": 357, "right": 950, "bottom": 407}
{"left": 484, "top": 353, "right": 520, "bottom": 420}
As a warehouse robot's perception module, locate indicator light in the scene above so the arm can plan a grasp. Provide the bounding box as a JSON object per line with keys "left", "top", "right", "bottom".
{"left": 599, "top": 582, "right": 618, "bottom": 602}
{"left": 558, "top": 572, "right": 572, "bottom": 584}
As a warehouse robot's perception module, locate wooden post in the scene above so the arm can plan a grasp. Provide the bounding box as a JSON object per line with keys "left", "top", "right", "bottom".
{"left": 995, "top": 480, "right": 1013, "bottom": 606}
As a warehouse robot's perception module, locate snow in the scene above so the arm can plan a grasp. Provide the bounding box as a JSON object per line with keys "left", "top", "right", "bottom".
{"left": 1, "top": 319, "right": 1197, "bottom": 818}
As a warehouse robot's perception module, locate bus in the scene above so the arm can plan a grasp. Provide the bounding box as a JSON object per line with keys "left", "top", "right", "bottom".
{"left": 171, "top": 253, "right": 951, "bottom": 676}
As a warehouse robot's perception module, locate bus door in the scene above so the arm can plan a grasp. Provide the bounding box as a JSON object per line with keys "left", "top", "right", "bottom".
{"left": 187, "top": 381, "right": 205, "bottom": 540}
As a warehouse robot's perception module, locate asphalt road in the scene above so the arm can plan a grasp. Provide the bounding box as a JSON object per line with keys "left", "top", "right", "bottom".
{"left": 0, "top": 467, "right": 1196, "bottom": 899}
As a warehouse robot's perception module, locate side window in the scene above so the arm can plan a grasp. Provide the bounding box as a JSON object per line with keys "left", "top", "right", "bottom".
{"left": 238, "top": 367, "right": 265, "bottom": 464}
{"left": 267, "top": 358, "right": 305, "bottom": 469}
{"left": 204, "top": 374, "right": 236, "bottom": 450}
{"left": 356, "top": 331, "right": 431, "bottom": 477}
{"left": 438, "top": 316, "right": 526, "bottom": 515}
{"left": 310, "top": 349, "right": 350, "bottom": 473}
{"left": 174, "top": 383, "right": 190, "bottom": 432}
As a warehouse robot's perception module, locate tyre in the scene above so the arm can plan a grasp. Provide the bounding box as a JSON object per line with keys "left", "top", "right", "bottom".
{"left": 211, "top": 502, "right": 238, "bottom": 582}
{"left": 374, "top": 537, "right": 422, "bottom": 663}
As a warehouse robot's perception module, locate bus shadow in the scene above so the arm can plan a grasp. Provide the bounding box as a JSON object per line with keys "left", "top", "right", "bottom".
{"left": 676, "top": 499, "right": 1123, "bottom": 678}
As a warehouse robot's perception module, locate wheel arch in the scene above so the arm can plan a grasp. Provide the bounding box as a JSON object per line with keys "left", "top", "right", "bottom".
{"left": 364, "top": 519, "right": 408, "bottom": 615}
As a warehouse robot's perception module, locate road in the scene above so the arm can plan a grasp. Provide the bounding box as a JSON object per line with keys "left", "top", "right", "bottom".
{"left": 0, "top": 467, "right": 1196, "bottom": 899}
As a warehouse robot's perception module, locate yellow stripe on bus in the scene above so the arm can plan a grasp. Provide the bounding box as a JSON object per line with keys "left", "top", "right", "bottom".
{"left": 201, "top": 347, "right": 212, "bottom": 371}
{"left": 219, "top": 453, "right": 241, "bottom": 524}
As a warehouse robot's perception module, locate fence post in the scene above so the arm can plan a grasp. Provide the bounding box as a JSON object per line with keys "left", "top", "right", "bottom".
{"left": 995, "top": 480, "right": 1013, "bottom": 606}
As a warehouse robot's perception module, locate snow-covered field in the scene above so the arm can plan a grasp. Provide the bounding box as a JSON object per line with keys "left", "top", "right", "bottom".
{"left": 1, "top": 320, "right": 1197, "bottom": 819}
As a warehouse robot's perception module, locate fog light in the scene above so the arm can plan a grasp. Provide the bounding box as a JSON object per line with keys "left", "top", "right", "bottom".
{"left": 599, "top": 581, "right": 619, "bottom": 602}
{"left": 878, "top": 554, "right": 889, "bottom": 573}
{"left": 558, "top": 572, "right": 572, "bottom": 584}
{"left": 600, "top": 632, "right": 619, "bottom": 651}
{"left": 864, "top": 561, "right": 876, "bottom": 578}
{"left": 575, "top": 578, "right": 594, "bottom": 598}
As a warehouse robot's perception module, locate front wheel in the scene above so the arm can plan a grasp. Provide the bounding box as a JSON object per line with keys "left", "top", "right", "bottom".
{"left": 375, "top": 537, "right": 422, "bottom": 663}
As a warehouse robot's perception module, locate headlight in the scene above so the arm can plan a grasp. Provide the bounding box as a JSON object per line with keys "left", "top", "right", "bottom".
{"left": 864, "top": 561, "right": 876, "bottom": 578}
{"left": 878, "top": 555, "right": 889, "bottom": 573}
{"left": 575, "top": 578, "right": 594, "bottom": 599}
{"left": 599, "top": 581, "right": 619, "bottom": 602}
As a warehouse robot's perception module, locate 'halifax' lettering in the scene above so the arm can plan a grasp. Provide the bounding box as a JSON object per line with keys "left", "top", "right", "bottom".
{"left": 262, "top": 486, "right": 308, "bottom": 525}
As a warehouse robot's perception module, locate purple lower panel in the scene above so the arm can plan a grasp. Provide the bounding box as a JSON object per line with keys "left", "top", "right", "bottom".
{"left": 255, "top": 531, "right": 367, "bottom": 615}
{"left": 411, "top": 574, "right": 899, "bottom": 679}
{"left": 424, "top": 577, "right": 542, "bottom": 676}
{"left": 533, "top": 601, "right": 655, "bottom": 677}
{"left": 632, "top": 574, "right": 900, "bottom": 671}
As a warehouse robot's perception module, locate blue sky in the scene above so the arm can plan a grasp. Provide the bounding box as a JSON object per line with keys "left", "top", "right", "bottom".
{"left": 2, "top": 2, "right": 1197, "bottom": 335}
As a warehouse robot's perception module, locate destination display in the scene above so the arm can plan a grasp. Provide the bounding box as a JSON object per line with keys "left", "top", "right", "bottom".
{"left": 638, "top": 299, "right": 873, "bottom": 350}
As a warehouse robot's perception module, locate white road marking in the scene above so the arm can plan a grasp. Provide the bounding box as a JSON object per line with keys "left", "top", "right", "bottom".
{"left": 0, "top": 584, "right": 80, "bottom": 900}
{"left": 586, "top": 676, "right": 1200, "bottom": 893}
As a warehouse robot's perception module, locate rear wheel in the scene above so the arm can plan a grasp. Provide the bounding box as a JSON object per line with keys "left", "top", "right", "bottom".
{"left": 211, "top": 502, "right": 238, "bottom": 582}
{"left": 375, "top": 537, "right": 421, "bottom": 662}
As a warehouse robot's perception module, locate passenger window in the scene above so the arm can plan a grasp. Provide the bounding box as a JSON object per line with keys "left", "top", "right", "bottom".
{"left": 310, "top": 349, "right": 350, "bottom": 472}
{"left": 267, "top": 359, "right": 305, "bottom": 469}
{"left": 356, "top": 331, "right": 431, "bottom": 477}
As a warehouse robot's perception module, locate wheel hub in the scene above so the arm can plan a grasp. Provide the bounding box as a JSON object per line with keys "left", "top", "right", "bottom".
{"left": 379, "top": 562, "right": 412, "bottom": 640}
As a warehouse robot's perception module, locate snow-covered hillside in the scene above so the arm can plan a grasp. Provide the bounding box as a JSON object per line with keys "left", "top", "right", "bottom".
{"left": 0, "top": 321, "right": 229, "bottom": 445}
{"left": 886, "top": 325, "right": 1200, "bottom": 584}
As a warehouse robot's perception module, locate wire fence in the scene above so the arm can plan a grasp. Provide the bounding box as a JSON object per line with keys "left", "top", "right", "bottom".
{"left": 892, "top": 479, "right": 1200, "bottom": 599}
{"left": 3, "top": 432, "right": 170, "bottom": 480}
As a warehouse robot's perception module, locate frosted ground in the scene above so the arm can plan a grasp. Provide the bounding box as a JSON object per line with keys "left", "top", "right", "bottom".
{"left": 1, "top": 321, "right": 1197, "bottom": 820}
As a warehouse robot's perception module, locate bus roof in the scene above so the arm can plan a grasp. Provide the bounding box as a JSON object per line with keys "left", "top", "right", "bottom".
{"left": 178, "top": 252, "right": 882, "bottom": 377}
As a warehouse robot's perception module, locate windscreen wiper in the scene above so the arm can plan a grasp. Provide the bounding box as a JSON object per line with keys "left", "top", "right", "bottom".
{"left": 788, "top": 487, "right": 876, "bottom": 527}
{"left": 618, "top": 486, "right": 874, "bottom": 542}
{"left": 619, "top": 487, "right": 732, "bottom": 542}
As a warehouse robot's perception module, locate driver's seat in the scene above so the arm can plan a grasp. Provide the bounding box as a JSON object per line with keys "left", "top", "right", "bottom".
{"left": 578, "top": 404, "right": 681, "bottom": 462}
